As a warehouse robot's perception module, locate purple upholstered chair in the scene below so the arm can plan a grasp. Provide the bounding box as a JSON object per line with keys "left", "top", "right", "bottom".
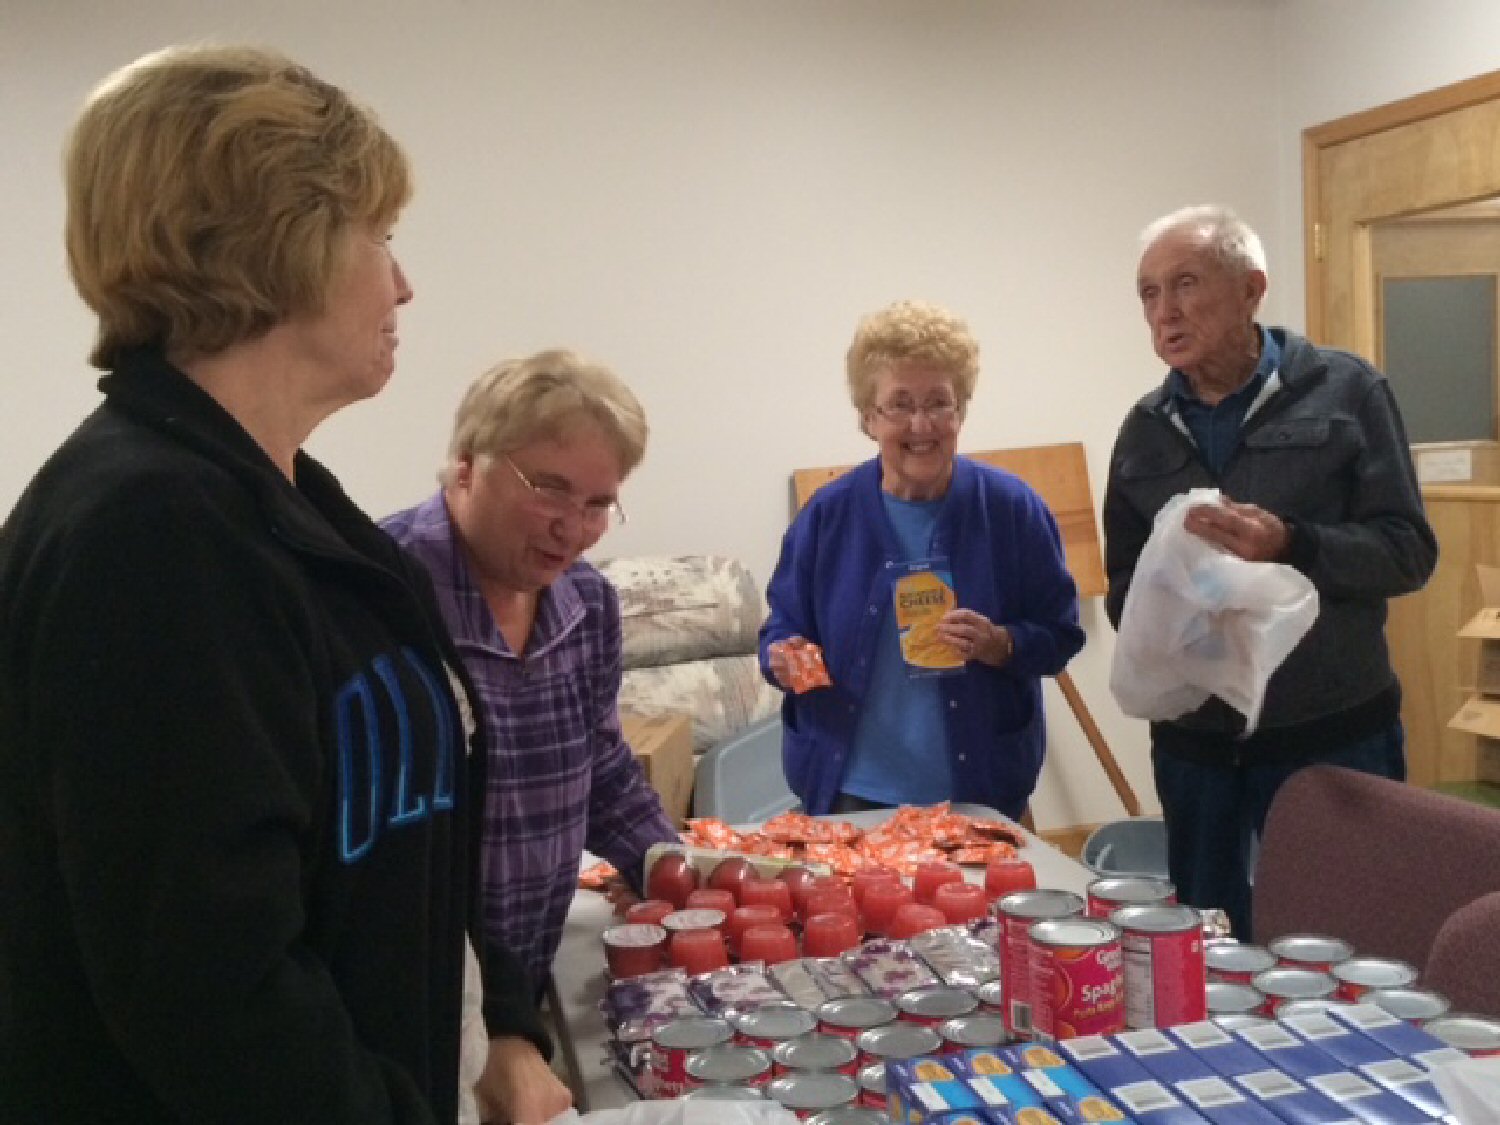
{"left": 1253, "top": 764, "right": 1500, "bottom": 978}
{"left": 1424, "top": 891, "right": 1500, "bottom": 1018}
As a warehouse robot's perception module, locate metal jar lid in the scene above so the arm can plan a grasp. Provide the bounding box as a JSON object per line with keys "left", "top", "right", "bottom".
{"left": 1029, "top": 916, "right": 1121, "bottom": 948}
{"left": 1366, "top": 986, "right": 1452, "bottom": 1022}
{"left": 1205, "top": 981, "right": 1264, "bottom": 1015}
{"left": 772, "top": 1031, "right": 859, "bottom": 1072}
{"left": 1205, "top": 942, "right": 1277, "bottom": 975}
{"left": 651, "top": 1015, "right": 735, "bottom": 1050}
{"left": 996, "top": 888, "right": 1086, "bottom": 921}
{"left": 854, "top": 1021, "right": 943, "bottom": 1061}
{"left": 766, "top": 1071, "right": 860, "bottom": 1112}
{"left": 1088, "top": 876, "right": 1176, "bottom": 906}
{"left": 817, "top": 995, "right": 898, "bottom": 1031}
{"left": 1110, "top": 903, "right": 1201, "bottom": 934}
{"left": 1252, "top": 967, "right": 1338, "bottom": 1001}
{"left": 681, "top": 1084, "right": 767, "bottom": 1101}
{"left": 806, "top": 1109, "right": 889, "bottom": 1125}
{"left": 895, "top": 985, "right": 980, "bottom": 1020}
{"left": 1331, "top": 957, "right": 1418, "bottom": 991}
{"left": 1424, "top": 1013, "right": 1500, "bottom": 1052}
{"left": 1267, "top": 933, "right": 1354, "bottom": 966}
{"left": 938, "top": 1013, "right": 1010, "bottom": 1050}
{"left": 685, "top": 1044, "right": 773, "bottom": 1084}
{"left": 732, "top": 1002, "right": 818, "bottom": 1041}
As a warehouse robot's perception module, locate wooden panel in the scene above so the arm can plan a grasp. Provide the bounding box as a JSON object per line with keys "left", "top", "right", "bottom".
{"left": 790, "top": 441, "right": 1105, "bottom": 599}
{"left": 1387, "top": 486, "right": 1500, "bottom": 787}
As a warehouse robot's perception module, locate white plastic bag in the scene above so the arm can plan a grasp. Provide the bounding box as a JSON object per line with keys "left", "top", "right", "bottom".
{"left": 549, "top": 1101, "right": 798, "bottom": 1125}
{"left": 1109, "top": 488, "right": 1318, "bottom": 734}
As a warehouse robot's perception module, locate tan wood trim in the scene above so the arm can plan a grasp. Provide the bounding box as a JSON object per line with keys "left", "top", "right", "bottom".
{"left": 1304, "top": 69, "right": 1500, "bottom": 149}
{"left": 1424, "top": 485, "right": 1500, "bottom": 502}
{"left": 1303, "top": 129, "right": 1326, "bottom": 339}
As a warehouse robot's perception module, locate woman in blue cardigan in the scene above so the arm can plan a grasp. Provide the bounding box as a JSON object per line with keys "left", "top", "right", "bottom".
{"left": 759, "top": 300, "right": 1085, "bottom": 819}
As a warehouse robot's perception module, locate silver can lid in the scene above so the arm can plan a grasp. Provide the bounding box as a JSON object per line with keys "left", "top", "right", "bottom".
{"left": 1205, "top": 981, "right": 1264, "bottom": 1015}
{"left": 895, "top": 985, "right": 979, "bottom": 1020}
{"left": 1252, "top": 967, "right": 1338, "bottom": 1001}
{"left": 1424, "top": 1013, "right": 1500, "bottom": 1051}
{"left": 1267, "top": 933, "right": 1354, "bottom": 965}
{"left": 857, "top": 1061, "right": 887, "bottom": 1095}
{"left": 1205, "top": 942, "right": 1277, "bottom": 974}
{"left": 771, "top": 1031, "right": 858, "bottom": 1071}
{"left": 731, "top": 1002, "right": 818, "bottom": 1041}
{"left": 1110, "top": 903, "right": 1202, "bottom": 934}
{"left": 1366, "top": 986, "right": 1452, "bottom": 1022}
{"left": 806, "top": 1109, "right": 889, "bottom": 1125}
{"left": 766, "top": 1072, "right": 860, "bottom": 1111}
{"left": 853, "top": 1021, "right": 943, "bottom": 1060}
{"left": 938, "top": 1013, "right": 1010, "bottom": 1049}
{"left": 1331, "top": 957, "right": 1418, "bottom": 990}
{"left": 817, "top": 995, "right": 898, "bottom": 1030}
{"left": 1088, "top": 876, "right": 1175, "bottom": 905}
{"left": 681, "top": 1084, "right": 767, "bottom": 1101}
{"left": 1029, "top": 916, "right": 1121, "bottom": 948}
{"left": 651, "top": 1015, "right": 734, "bottom": 1050}
{"left": 685, "top": 1044, "right": 773, "bottom": 1083}
{"left": 996, "top": 888, "right": 1085, "bottom": 921}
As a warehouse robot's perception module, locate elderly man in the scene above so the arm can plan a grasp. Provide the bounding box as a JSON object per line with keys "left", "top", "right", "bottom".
{"left": 1102, "top": 204, "right": 1437, "bottom": 938}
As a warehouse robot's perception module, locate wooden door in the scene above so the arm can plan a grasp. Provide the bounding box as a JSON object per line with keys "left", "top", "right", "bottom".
{"left": 1305, "top": 70, "right": 1500, "bottom": 788}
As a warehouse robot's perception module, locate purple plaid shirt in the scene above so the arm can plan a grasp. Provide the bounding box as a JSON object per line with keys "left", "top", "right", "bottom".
{"left": 382, "top": 492, "right": 678, "bottom": 986}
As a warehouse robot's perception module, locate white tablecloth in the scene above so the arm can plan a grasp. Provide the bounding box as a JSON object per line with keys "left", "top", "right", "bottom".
{"left": 551, "top": 804, "right": 1095, "bottom": 1111}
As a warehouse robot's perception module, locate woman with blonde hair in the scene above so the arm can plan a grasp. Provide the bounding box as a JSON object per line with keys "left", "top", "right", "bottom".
{"left": 0, "top": 45, "right": 561, "bottom": 1123}
{"left": 760, "top": 299, "right": 1085, "bottom": 818}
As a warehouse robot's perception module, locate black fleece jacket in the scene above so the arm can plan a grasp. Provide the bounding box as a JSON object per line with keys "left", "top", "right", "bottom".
{"left": 0, "top": 349, "right": 546, "bottom": 1124}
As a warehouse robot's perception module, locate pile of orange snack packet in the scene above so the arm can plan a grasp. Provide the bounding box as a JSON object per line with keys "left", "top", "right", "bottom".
{"left": 771, "top": 638, "right": 832, "bottom": 693}
{"left": 578, "top": 803, "right": 1024, "bottom": 889}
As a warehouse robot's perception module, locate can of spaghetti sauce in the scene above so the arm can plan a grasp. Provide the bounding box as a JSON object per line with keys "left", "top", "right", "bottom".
{"left": 1113, "top": 902, "right": 1207, "bottom": 1029}
{"left": 1027, "top": 916, "right": 1125, "bottom": 1040}
{"left": 996, "top": 888, "right": 1085, "bottom": 1039}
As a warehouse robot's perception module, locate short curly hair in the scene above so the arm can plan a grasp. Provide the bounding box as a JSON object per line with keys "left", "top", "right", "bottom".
{"left": 442, "top": 349, "right": 649, "bottom": 485}
{"left": 845, "top": 299, "right": 981, "bottom": 413}
{"left": 65, "top": 44, "right": 412, "bottom": 370}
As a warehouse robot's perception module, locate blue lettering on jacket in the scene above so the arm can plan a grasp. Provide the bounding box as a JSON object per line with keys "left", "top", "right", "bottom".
{"left": 335, "top": 648, "right": 460, "bottom": 863}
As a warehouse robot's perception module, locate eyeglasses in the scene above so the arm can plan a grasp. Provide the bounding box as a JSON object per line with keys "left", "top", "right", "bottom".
{"left": 503, "top": 456, "right": 626, "bottom": 529}
{"left": 870, "top": 399, "right": 960, "bottom": 426}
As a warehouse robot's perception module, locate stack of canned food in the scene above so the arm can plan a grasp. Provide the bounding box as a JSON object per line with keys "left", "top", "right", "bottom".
{"left": 1202, "top": 930, "right": 1500, "bottom": 1054}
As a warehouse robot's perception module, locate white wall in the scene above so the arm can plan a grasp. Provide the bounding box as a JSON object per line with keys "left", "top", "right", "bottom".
{"left": 3, "top": 0, "right": 1497, "bottom": 831}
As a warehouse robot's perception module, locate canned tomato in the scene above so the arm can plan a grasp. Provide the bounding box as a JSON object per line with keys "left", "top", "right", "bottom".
{"left": 1251, "top": 967, "right": 1338, "bottom": 1016}
{"left": 686, "top": 1044, "right": 773, "bottom": 1087}
{"left": 1204, "top": 941, "right": 1277, "bottom": 985}
{"left": 817, "top": 996, "right": 898, "bottom": 1039}
{"left": 806, "top": 1108, "right": 888, "bottom": 1125}
{"left": 1329, "top": 957, "right": 1417, "bottom": 1001}
{"left": 1267, "top": 933, "right": 1353, "bottom": 972}
{"left": 733, "top": 1002, "right": 818, "bottom": 1049}
{"left": 1366, "top": 986, "right": 1452, "bottom": 1023}
{"left": 1205, "top": 981, "right": 1264, "bottom": 1017}
{"left": 1113, "top": 903, "right": 1206, "bottom": 1030}
{"left": 648, "top": 1016, "right": 734, "bottom": 1098}
{"left": 600, "top": 923, "right": 667, "bottom": 979}
{"left": 853, "top": 1021, "right": 942, "bottom": 1065}
{"left": 771, "top": 1032, "right": 860, "bottom": 1076}
{"left": 681, "top": 1084, "right": 767, "bottom": 1100}
{"left": 975, "top": 979, "right": 1004, "bottom": 1014}
{"left": 855, "top": 1061, "right": 887, "bottom": 1109}
{"left": 1086, "top": 876, "right": 1176, "bottom": 918}
{"left": 1423, "top": 1013, "right": 1500, "bottom": 1056}
{"left": 996, "top": 888, "right": 1085, "bottom": 1038}
{"left": 1028, "top": 916, "right": 1125, "bottom": 1040}
{"left": 894, "top": 985, "right": 979, "bottom": 1027}
{"left": 765, "top": 1071, "right": 860, "bottom": 1118}
{"left": 938, "top": 1013, "right": 1010, "bottom": 1052}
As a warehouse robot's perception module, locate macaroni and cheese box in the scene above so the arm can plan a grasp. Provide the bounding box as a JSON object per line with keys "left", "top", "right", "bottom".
{"left": 1107, "top": 1079, "right": 1215, "bottom": 1124}
{"left": 1232, "top": 1024, "right": 1439, "bottom": 1124}
{"left": 1232, "top": 1068, "right": 1364, "bottom": 1125}
{"left": 1324, "top": 1004, "right": 1448, "bottom": 1059}
{"left": 1112, "top": 1029, "right": 1282, "bottom": 1123}
{"left": 1173, "top": 1076, "right": 1288, "bottom": 1125}
{"left": 1168, "top": 1022, "right": 1275, "bottom": 1080}
{"left": 893, "top": 559, "right": 964, "bottom": 676}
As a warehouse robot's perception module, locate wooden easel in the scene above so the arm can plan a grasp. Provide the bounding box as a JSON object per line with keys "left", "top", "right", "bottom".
{"left": 791, "top": 441, "right": 1141, "bottom": 819}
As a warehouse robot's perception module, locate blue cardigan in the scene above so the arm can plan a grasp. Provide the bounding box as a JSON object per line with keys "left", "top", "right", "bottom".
{"left": 759, "top": 456, "right": 1086, "bottom": 817}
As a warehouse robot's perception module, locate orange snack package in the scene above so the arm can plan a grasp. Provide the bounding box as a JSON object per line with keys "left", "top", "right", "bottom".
{"left": 773, "top": 638, "right": 832, "bottom": 693}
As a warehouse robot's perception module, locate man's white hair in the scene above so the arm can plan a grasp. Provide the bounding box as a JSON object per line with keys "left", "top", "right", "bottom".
{"left": 1141, "top": 204, "right": 1267, "bottom": 275}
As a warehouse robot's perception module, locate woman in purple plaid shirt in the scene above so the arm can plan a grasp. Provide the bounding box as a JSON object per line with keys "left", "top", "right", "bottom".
{"left": 383, "top": 348, "right": 680, "bottom": 1001}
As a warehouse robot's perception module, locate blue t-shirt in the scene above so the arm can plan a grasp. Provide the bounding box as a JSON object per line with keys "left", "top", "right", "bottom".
{"left": 840, "top": 493, "right": 952, "bottom": 804}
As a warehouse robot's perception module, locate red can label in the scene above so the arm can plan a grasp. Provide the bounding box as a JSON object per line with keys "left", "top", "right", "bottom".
{"left": 1117, "top": 905, "right": 1207, "bottom": 1029}
{"left": 997, "top": 889, "right": 1084, "bottom": 1039}
{"left": 649, "top": 1043, "right": 702, "bottom": 1099}
{"left": 1028, "top": 917, "right": 1125, "bottom": 1040}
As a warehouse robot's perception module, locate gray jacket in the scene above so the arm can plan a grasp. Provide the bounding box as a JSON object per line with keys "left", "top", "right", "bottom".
{"left": 1103, "top": 327, "right": 1437, "bottom": 739}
